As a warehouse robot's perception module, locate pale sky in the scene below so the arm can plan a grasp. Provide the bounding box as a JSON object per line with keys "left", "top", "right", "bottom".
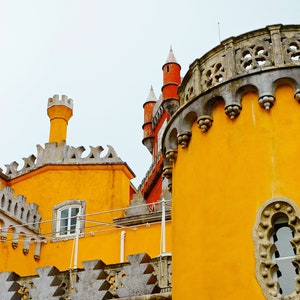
{"left": 0, "top": 0, "right": 299, "bottom": 186}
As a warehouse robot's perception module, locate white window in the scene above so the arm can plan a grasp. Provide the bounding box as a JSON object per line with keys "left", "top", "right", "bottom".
{"left": 53, "top": 200, "right": 85, "bottom": 239}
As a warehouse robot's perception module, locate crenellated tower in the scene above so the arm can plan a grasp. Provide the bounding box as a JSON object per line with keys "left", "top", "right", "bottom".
{"left": 47, "top": 94, "right": 73, "bottom": 144}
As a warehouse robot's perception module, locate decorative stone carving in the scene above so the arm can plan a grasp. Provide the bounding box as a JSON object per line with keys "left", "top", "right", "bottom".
{"left": 117, "top": 253, "right": 160, "bottom": 298}
{"left": 236, "top": 40, "right": 273, "bottom": 74}
{"left": 2, "top": 143, "right": 123, "bottom": 180}
{"left": 253, "top": 198, "right": 300, "bottom": 299}
{"left": 224, "top": 104, "right": 242, "bottom": 119}
{"left": 162, "top": 164, "right": 172, "bottom": 180}
{"left": 294, "top": 89, "right": 300, "bottom": 102}
{"left": 0, "top": 272, "right": 21, "bottom": 300}
{"left": 0, "top": 187, "right": 41, "bottom": 232}
{"left": 197, "top": 115, "right": 213, "bottom": 132}
{"left": 283, "top": 36, "right": 300, "bottom": 65}
{"left": 29, "top": 266, "right": 67, "bottom": 299}
{"left": 72, "top": 260, "right": 113, "bottom": 300}
{"left": 12, "top": 253, "right": 172, "bottom": 299}
{"left": 203, "top": 62, "right": 225, "bottom": 89}
{"left": 165, "top": 149, "right": 177, "bottom": 163}
{"left": 177, "top": 131, "right": 191, "bottom": 148}
{"left": 0, "top": 187, "right": 45, "bottom": 259}
{"left": 258, "top": 95, "right": 275, "bottom": 110}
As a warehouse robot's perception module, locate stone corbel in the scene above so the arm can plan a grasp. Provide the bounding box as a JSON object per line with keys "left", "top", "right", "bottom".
{"left": 177, "top": 131, "right": 191, "bottom": 148}
{"left": 197, "top": 115, "right": 213, "bottom": 132}
{"left": 294, "top": 89, "right": 300, "bottom": 102}
{"left": 225, "top": 103, "right": 242, "bottom": 119}
{"left": 23, "top": 238, "right": 30, "bottom": 255}
{"left": 167, "top": 179, "right": 172, "bottom": 192}
{"left": 258, "top": 95, "right": 275, "bottom": 110}
{"left": 162, "top": 164, "right": 173, "bottom": 180}
{"left": 165, "top": 149, "right": 178, "bottom": 163}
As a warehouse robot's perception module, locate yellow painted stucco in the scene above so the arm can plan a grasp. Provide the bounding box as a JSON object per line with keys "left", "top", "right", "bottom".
{"left": 0, "top": 164, "right": 171, "bottom": 276}
{"left": 172, "top": 85, "right": 300, "bottom": 299}
{"left": 47, "top": 104, "right": 73, "bottom": 143}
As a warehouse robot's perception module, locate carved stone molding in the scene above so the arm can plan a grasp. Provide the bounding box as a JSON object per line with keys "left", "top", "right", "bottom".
{"left": 197, "top": 115, "right": 213, "bottom": 132}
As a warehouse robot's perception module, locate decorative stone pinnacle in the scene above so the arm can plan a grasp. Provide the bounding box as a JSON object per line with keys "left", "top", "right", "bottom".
{"left": 47, "top": 94, "right": 73, "bottom": 110}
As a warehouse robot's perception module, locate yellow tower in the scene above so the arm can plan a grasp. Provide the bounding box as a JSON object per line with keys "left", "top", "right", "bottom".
{"left": 162, "top": 24, "right": 300, "bottom": 299}
{"left": 47, "top": 94, "right": 73, "bottom": 143}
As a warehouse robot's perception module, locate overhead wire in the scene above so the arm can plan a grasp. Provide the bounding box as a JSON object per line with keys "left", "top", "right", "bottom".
{"left": 0, "top": 199, "right": 172, "bottom": 243}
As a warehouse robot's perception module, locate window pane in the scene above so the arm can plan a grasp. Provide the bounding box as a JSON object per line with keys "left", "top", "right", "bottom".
{"left": 272, "top": 223, "right": 297, "bottom": 296}
{"left": 59, "top": 209, "right": 69, "bottom": 236}
{"left": 70, "top": 207, "right": 79, "bottom": 234}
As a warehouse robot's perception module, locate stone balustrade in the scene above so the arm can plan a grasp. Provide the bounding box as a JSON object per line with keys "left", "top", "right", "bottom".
{"left": 179, "top": 24, "right": 300, "bottom": 105}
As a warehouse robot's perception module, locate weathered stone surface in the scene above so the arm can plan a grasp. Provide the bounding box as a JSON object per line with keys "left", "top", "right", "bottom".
{"left": 72, "top": 260, "right": 113, "bottom": 300}
{"left": 0, "top": 272, "right": 22, "bottom": 300}
{"left": 29, "top": 266, "right": 65, "bottom": 299}
{"left": 118, "top": 253, "right": 160, "bottom": 298}
{"left": 2, "top": 142, "right": 124, "bottom": 180}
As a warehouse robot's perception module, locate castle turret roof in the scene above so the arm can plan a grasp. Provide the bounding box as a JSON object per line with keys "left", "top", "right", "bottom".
{"left": 147, "top": 85, "right": 158, "bottom": 102}
{"left": 165, "top": 46, "right": 177, "bottom": 64}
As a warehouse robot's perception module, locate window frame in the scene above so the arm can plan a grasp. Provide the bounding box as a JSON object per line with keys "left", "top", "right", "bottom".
{"left": 52, "top": 200, "right": 86, "bottom": 241}
{"left": 253, "top": 197, "right": 300, "bottom": 299}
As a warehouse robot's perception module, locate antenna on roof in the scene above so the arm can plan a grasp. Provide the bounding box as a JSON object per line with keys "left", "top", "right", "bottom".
{"left": 218, "top": 22, "right": 221, "bottom": 43}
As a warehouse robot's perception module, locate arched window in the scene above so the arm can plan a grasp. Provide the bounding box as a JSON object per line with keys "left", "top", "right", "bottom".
{"left": 253, "top": 198, "right": 300, "bottom": 299}
{"left": 52, "top": 200, "right": 86, "bottom": 239}
{"left": 272, "top": 216, "right": 298, "bottom": 295}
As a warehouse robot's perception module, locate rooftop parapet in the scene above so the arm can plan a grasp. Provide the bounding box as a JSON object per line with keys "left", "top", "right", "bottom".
{"left": 2, "top": 143, "right": 127, "bottom": 180}
{"left": 47, "top": 94, "right": 73, "bottom": 110}
{"left": 179, "top": 24, "right": 300, "bottom": 105}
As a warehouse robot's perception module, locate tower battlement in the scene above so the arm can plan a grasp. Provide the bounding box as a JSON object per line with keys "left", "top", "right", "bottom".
{"left": 47, "top": 94, "right": 73, "bottom": 110}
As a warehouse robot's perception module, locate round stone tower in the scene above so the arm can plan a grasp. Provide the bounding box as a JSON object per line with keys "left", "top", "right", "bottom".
{"left": 162, "top": 24, "right": 300, "bottom": 299}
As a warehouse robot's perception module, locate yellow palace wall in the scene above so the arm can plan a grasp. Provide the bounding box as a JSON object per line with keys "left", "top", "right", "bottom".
{"left": 1, "top": 164, "right": 171, "bottom": 276}
{"left": 172, "top": 86, "right": 300, "bottom": 299}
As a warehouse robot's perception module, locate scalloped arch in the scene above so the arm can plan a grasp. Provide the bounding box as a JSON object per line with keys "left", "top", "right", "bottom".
{"left": 273, "top": 76, "right": 300, "bottom": 91}
{"left": 235, "top": 84, "right": 259, "bottom": 102}
{"left": 181, "top": 111, "right": 198, "bottom": 132}
{"left": 203, "top": 96, "right": 224, "bottom": 115}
